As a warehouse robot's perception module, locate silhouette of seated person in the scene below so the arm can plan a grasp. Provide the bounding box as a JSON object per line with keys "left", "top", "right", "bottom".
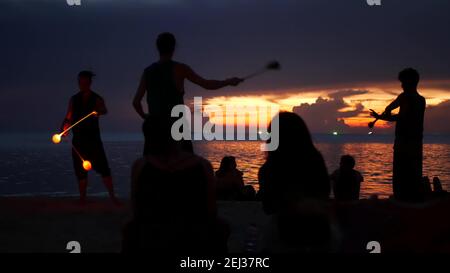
{"left": 330, "top": 155, "right": 364, "bottom": 201}
{"left": 239, "top": 185, "right": 257, "bottom": 201}
{"left": 370, "top": 68, "right": 426, "bottom": 202}
{"left": 215, "top": 156, "right": 245, "bottom": 200}
{"left": 132, "top": 32, "right": 243, "bottom": 155}
{"left": 432, "top": 177, "right": 448, "bottom": 198}
{"left": 258, "top": 112, "right": 333, "bottom": 252}
{"left": 122, "top": 116, "right": 228, "bottom": 253}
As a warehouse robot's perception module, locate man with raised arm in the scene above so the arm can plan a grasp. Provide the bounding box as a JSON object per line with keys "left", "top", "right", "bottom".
{"left": 133, "top": 32, "right": 243, "bottom": 154}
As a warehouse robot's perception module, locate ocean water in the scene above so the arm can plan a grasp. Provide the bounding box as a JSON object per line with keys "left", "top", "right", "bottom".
{"left": 0, "top": 133, "right": 449, "bottom": 199}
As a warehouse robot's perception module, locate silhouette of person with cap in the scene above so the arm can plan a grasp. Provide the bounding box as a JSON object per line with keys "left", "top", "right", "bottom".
{"left": 61, "top": 71, "right": 119, "bottom": 204}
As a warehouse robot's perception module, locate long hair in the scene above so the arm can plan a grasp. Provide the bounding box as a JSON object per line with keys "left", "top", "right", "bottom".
{"left": 261, "top": 111, "right": 330, "bottom": 201}
{"left": 216, "top": 156, "right": 236, "bottom": 177}
{"left": 267, "top": 111, "right": 317, "bottom": 162}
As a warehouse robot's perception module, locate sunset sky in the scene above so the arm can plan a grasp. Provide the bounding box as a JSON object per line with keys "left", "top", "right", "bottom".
{"left": 201, "top": 79, "right": 450, "bottom": 133}
{"left": 1, "top": 0, "right": 450, "bottom": 134}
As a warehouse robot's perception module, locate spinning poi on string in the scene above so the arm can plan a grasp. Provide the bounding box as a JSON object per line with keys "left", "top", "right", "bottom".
{"left": 57, "top": 70, "right": 120, "bottom": 205}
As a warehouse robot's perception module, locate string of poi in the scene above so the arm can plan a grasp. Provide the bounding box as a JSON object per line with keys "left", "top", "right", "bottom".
{"left": 51, "top": 111, "right": 98, "bottom": 171}
{"left": 242, "top": 61, "right": 281, "bottom": 80}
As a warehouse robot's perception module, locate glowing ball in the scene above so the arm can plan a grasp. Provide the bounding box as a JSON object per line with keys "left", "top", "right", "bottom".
{"left": 368, "top": 131, "right": 373, "bottom": 135}
{"left": 332, "top": 131, "right": 338, "bottom": 136}
{"left": 82, "top": 160, "right": 92, "bottom": 171}
{"left": 52, "top": 134, "right": 62, "bottom": 144}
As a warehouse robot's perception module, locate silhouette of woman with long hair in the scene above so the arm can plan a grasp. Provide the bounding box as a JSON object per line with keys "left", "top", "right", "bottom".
{"left": 258, "top": 112, "right": 330, "bottom": 214}
{"left": 215, "top": 156, "right": 244, "bottom": 200}
{"left": 258, "top": 112, "right": 333, "bottom": 252}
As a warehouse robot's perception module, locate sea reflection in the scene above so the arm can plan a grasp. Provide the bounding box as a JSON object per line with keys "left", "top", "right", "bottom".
{"left": 0, "top": 137, "right": 448, "bottom": 199}
{"left": 195, "top": 141, "right": 450, "bottom": 199}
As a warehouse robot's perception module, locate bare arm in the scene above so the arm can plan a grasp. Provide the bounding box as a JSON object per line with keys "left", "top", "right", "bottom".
{"left": 184, "top": 65, "right": 242, "bottom": 90}
{"left": 385, "top": 95, "right": 402, "bottom": 113}
{"left": 64, "top": 98, "right": 73, "bottom": 123}
{"left": 370, "top": 95, "right": 401, "bottom": 122}
{"left": 61, "top": 98, "right": 73, "bottom": 135}
{"left": 95, "top": 97, "right": 108, "bottom": 115}
{"left": 133, "top": 73, "right": 147, "bottom": 119}
{"left": 379, "top": 96, "right": 401, "bottom": 122}
{"left": 371, "top": 111, "right": 398, "bottom": 122}
{"left": 380, "top": 114, "right": 398, "bottom": 122}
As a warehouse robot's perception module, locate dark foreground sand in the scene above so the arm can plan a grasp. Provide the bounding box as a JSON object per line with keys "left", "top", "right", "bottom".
{"left": 0, "top": 198, "right": 268, "bottom": 253}
{"left": 1, "top": 197, "right": 450, "bottom": 253}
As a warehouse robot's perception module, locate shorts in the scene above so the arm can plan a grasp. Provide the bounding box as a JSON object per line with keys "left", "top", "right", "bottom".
{"left": 72, "top": 141, "right": 111, "bottom": 180}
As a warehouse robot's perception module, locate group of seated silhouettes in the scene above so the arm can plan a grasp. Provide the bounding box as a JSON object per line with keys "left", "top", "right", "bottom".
{"left": 121, "top": 112, "right": 372, "bottom": 253}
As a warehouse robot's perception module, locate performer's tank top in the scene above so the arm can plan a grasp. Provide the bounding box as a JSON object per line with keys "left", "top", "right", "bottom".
{"left": 395, "top": 92, "right": 426, "bottom": 141}
{"left": 144, "top": 60, "right": 184, "bottom": 116}
{"left": 71, "top": 91, "right": 102, "bottom": 143}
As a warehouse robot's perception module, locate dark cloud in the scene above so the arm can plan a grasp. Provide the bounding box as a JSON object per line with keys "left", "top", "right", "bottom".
{"left": 292, "top": 90, "right": 367, "bottom": 133}
{"left": 425, "top": 100, "right": 450, "bottom": 134}
{"left": 292, "top": 92, "right": 450, "bottom": 134}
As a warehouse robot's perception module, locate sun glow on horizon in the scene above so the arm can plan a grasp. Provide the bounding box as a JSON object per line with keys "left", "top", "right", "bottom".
{"left": 197, "top": 80, "right": 450, "bottom": 131}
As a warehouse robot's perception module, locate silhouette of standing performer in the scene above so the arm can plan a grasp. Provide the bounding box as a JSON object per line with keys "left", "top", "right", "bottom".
{"left": 133, "top": 32, "right": 243, "bottom": 154}
{"left": 62, "top": 71, "right": 119, "bottom": 204}
{"left": 370, "top": 68, "right": 426, "bottom": 202}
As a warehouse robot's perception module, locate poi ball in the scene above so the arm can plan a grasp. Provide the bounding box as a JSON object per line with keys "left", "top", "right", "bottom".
{"left": 52, "top": 134, "right": 62, "bottom": 144}
{"left": 266, "top": 61, "right": 281, "bottom": 70}
{"left": 82, "top": 160, "right": 92, "bottom": 171}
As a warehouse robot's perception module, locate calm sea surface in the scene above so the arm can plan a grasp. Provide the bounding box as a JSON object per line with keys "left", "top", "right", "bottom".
{"left": 0, "top": 133, "right": 449, "bottom": 199}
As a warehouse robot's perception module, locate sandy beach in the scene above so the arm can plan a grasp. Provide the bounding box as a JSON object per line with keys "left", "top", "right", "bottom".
{"left": 2, "top": 197, "right": 450, "bottom": 253}
{"left": 0, "top": 198, "right": 268, "bottom": 253}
